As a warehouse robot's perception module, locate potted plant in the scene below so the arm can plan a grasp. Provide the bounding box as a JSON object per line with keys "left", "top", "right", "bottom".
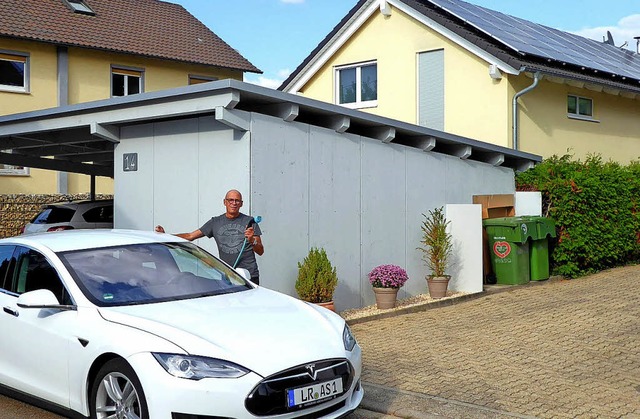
{"left": 418, "top": 206, "right": 453, "bottom": 298}
{"left": 295, "top": 247, "right": 338, "bottom": 311}
{"left": 368, "top": 264, "right": 409, "bottom": 309}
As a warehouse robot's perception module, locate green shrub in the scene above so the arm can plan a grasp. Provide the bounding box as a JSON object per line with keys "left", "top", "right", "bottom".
{"left": 516, "top": 154, "right": 640, "bottom": 278}
{"left": 295, "top": 247, "right": 338, "bottom": 303}
{"left": 418, "top": 207, "right": 453, "bottom": 278}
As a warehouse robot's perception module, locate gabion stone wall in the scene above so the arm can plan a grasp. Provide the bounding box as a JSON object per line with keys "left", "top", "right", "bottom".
{"left": 0, "top": 194, "right": 113, "bottom": 239}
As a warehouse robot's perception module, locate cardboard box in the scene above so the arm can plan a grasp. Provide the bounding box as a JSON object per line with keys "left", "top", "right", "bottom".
{"left": 473, "top": 194, "right": 515, "bottom": 219}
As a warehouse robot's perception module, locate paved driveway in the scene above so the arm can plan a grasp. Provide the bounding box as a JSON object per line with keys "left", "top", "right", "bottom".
{"left": 350, "top": 265, "right": 640, "bottom": 418}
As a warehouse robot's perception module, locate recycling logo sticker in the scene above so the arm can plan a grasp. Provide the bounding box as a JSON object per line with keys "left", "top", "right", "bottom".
{"left": 493, "top": 241, "right": 511, "bottom": 258}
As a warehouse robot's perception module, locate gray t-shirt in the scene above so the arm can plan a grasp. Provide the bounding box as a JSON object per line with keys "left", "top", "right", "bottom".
{"left": 199, "top": 213, "right": 262, "bottom": 279}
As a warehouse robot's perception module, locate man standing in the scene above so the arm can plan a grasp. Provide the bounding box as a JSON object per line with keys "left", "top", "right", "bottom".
{"left": 155, "top": 190, "right": 264, "bottom": 284}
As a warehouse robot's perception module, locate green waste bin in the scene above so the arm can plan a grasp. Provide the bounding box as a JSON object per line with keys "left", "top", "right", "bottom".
{"left": 519, "top": 216, "right": 556, "bottom": 281}
{"left": 483, "top": 217, "right": 535, "bottom": 285}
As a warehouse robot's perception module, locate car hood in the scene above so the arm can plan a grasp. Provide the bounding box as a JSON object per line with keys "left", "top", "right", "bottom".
{"left": 98, "top": 287, "right": 346, "bottom": 376}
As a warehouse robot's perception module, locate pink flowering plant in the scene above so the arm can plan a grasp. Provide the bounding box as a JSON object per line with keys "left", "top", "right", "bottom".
{"left": 368, "top": 264, "right": 409, "bottom": 289}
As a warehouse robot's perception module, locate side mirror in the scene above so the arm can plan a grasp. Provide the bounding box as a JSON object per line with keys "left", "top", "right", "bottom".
{"left": 235, "top": 268, "right": 251, "bottom": 282}
{"left": 17, "top": 289, "right": 75, "bottom": 311}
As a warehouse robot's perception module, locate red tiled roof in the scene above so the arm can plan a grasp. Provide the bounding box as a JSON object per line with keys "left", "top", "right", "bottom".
{"left": 0, "top": 0, "right": 261, "bottom": 73}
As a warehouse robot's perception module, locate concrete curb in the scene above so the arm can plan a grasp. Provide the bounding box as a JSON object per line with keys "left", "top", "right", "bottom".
{"left": 346, "top": 275, "right": 564, "bottom": 326}
{"left": 359, "top": 383, "right": 536, "bottom": 419}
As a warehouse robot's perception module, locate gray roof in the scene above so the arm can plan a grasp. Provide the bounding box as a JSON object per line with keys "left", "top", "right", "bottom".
{"left": 0, "top": 0, "right": 261, "bottom": 73}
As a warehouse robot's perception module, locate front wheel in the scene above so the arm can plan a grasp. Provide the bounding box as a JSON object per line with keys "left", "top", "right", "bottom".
{"left": 90, "top": 358, "right": 149, "bottom": 419}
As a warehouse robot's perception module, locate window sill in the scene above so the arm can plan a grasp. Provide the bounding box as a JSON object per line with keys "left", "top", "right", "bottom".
{"left": 338, "top": 100, "right": 378, "bottom": 110}
{"left": 568, "top": 114, "right": 599, "bottom": 123}
{"left": 0, "top": 86, "right": 29, "bottom": 94}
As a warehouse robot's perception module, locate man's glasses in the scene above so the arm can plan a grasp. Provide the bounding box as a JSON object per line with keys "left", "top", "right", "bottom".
{"left": 225, "top": 199, "right": 242, "bottom": 204}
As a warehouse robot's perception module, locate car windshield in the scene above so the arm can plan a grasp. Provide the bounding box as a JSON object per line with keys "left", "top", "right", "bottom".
{"left": 59, "top": 242, "right": 251, "bottom": 306}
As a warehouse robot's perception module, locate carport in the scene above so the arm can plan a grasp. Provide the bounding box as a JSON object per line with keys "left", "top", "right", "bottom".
{"left": 0, "top": 80, "right": 541, "bottom": 310}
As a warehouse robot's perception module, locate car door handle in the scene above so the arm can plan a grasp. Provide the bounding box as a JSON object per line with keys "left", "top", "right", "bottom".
{"left": 3, "top": 306, "right": 18, "bottom": 317}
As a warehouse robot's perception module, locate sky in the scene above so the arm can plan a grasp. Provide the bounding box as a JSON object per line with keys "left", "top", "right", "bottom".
{"left": 171, "top": 0, "right": 640, "bottom": 88}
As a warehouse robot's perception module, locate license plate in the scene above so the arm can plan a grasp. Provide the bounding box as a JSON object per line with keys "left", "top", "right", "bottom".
{"left": 286, "top": 378, "right": 343, "bottom": 408}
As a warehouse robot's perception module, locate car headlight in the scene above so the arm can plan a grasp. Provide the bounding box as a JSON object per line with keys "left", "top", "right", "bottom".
{"left": 152, "top": 353, "right": 250, "bottom": 380}
{"left": 343, "top": 324, "right": 357, "bottom": 351}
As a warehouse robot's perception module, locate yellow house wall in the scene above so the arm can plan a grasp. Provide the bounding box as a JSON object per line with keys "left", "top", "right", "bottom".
{"left": 0, "top": 39, "right": 58, "bottom": 115}
{"left": 67, "top": 48, "right": 242, "bottom": 103}
{"left": 299, "top": 6, "right": 511, "bottom": 148}
{"left": 298, "top": 5, "right": 640, "bottom": 163}
{"left": 0, "top": 38, "right": 243, "bottom": 194}
{"left": 514, "top": 78, "right": 640, "bottom": 163}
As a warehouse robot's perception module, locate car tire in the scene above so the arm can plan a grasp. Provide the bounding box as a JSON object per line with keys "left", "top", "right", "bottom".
{"left": 89, "top": 358, "right": 149, "bottom": 419}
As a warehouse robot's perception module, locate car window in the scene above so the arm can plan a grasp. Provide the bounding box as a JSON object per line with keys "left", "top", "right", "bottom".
{"left": 82, "top": 205, "right": 113, "bottom": 223}
{"left": 59, "top": 242, "right": 251, "bottom": 306}
{"left": 170, "top": 246, "right": 224, "bottom": 280}
{"left": 30, "top": 206, "right": 75, "bottom": 224}
{"left": 0, "top": 245, "right": 16, "bottom": 291}
{"left": 9, "top": 247, "right": 72, "bottom": 304}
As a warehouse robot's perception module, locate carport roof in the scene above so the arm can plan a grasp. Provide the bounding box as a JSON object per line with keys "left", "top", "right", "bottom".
{"left": 0, "top": 79, "right": 541, "bottom": 178}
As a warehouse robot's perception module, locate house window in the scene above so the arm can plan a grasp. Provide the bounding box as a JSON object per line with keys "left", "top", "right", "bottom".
{"left": 112, "top": 67, "right": 143, "bottom": 97}
{"left": 189, "top": 75, "right": 218, "bottom": 85}
{"left": 0, "top": 150, "right": 29, "bottom": 176}
{"left": 0, "top": 52, "right": 29, "bottom": 93}
{"left": 335, "top": 62, "right": 377, "bottom": 108}
{"left": 64, "top": 0, "right": 95, "bottom": 15}
{"left": 567, "top": 95, "right": 593, "bottom": 118}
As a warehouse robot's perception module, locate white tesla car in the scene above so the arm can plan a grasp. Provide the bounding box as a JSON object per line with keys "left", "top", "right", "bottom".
{"left": 0, "top": 230, "right": 363, "bottom": 418}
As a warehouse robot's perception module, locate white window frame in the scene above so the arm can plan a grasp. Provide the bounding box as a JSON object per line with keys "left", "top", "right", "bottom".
{"left": 111, "top": 66, "right": 144, "bottom": 97}
{"left": 0, "top": 150, "right": 30, "bottom": 176}
{"left": 188, "top": 75, "right": 219, "bottom": 85}
{"left": 0, "top": 50, "right": 30, "bottom": 93}
{"left": 567, "top": 94, "right": 597, "bottom": 122}
{"left": 334, "top": 61, "right": 377, "bottom": 109}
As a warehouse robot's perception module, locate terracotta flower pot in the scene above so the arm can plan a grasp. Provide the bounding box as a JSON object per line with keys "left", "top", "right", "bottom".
{"left": 316, "top": 301, "right": 335, "bottom": 312}
{"left": 427, "top": 276, "right": 450, "bottom": 299}
{"left": 373, "top": 287, "right": 399, "bottom": 309}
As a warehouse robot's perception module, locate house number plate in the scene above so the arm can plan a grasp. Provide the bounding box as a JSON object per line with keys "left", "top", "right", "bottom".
{"left": 123, "top": 153, "right": 138, "bottom": 172}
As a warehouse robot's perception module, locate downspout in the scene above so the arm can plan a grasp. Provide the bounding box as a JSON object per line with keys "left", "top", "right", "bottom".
{"left": 512, "top": 71, "right": 541, "bottom": 150}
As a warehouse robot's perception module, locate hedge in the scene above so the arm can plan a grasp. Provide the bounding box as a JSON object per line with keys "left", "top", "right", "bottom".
{"left": 516, "top": 154, "right": 640, "bottom": 278}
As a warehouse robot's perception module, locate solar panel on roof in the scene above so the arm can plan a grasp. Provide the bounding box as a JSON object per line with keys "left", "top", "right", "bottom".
{"left": 425, "top": 0, "right": 640, "bottom": 81}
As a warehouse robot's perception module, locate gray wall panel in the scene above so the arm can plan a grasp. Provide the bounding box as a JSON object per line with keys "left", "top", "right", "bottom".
{"left": 196, "top": 116, "right": 250, "bottom": 257}
{"left": 360, "top": 139, "right": 407, "bottom": 307}
{"left": 404, "top": 149, "right": 449, "bottom": 298}
{"left": 115, "top": 124, "right": 154, "bottom": 230}
{"left": 445, "top": 159, "right": 514, "bottom": 204}
{"left": 153, "top": 118, "right": 200, "bottom": 243}
{"left": 250, "top": 113, "right": 310, "bottom": 297}
{"left": 309, "top": 127, "right": 361, "bottom": 310}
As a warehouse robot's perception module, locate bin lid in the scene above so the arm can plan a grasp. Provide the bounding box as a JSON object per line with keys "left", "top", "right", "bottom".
{"left": 483, "top": 216, "right": 535, "bottom": 243}
{"left": 517, "top": 216, "right": 557, "bottom": 238}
